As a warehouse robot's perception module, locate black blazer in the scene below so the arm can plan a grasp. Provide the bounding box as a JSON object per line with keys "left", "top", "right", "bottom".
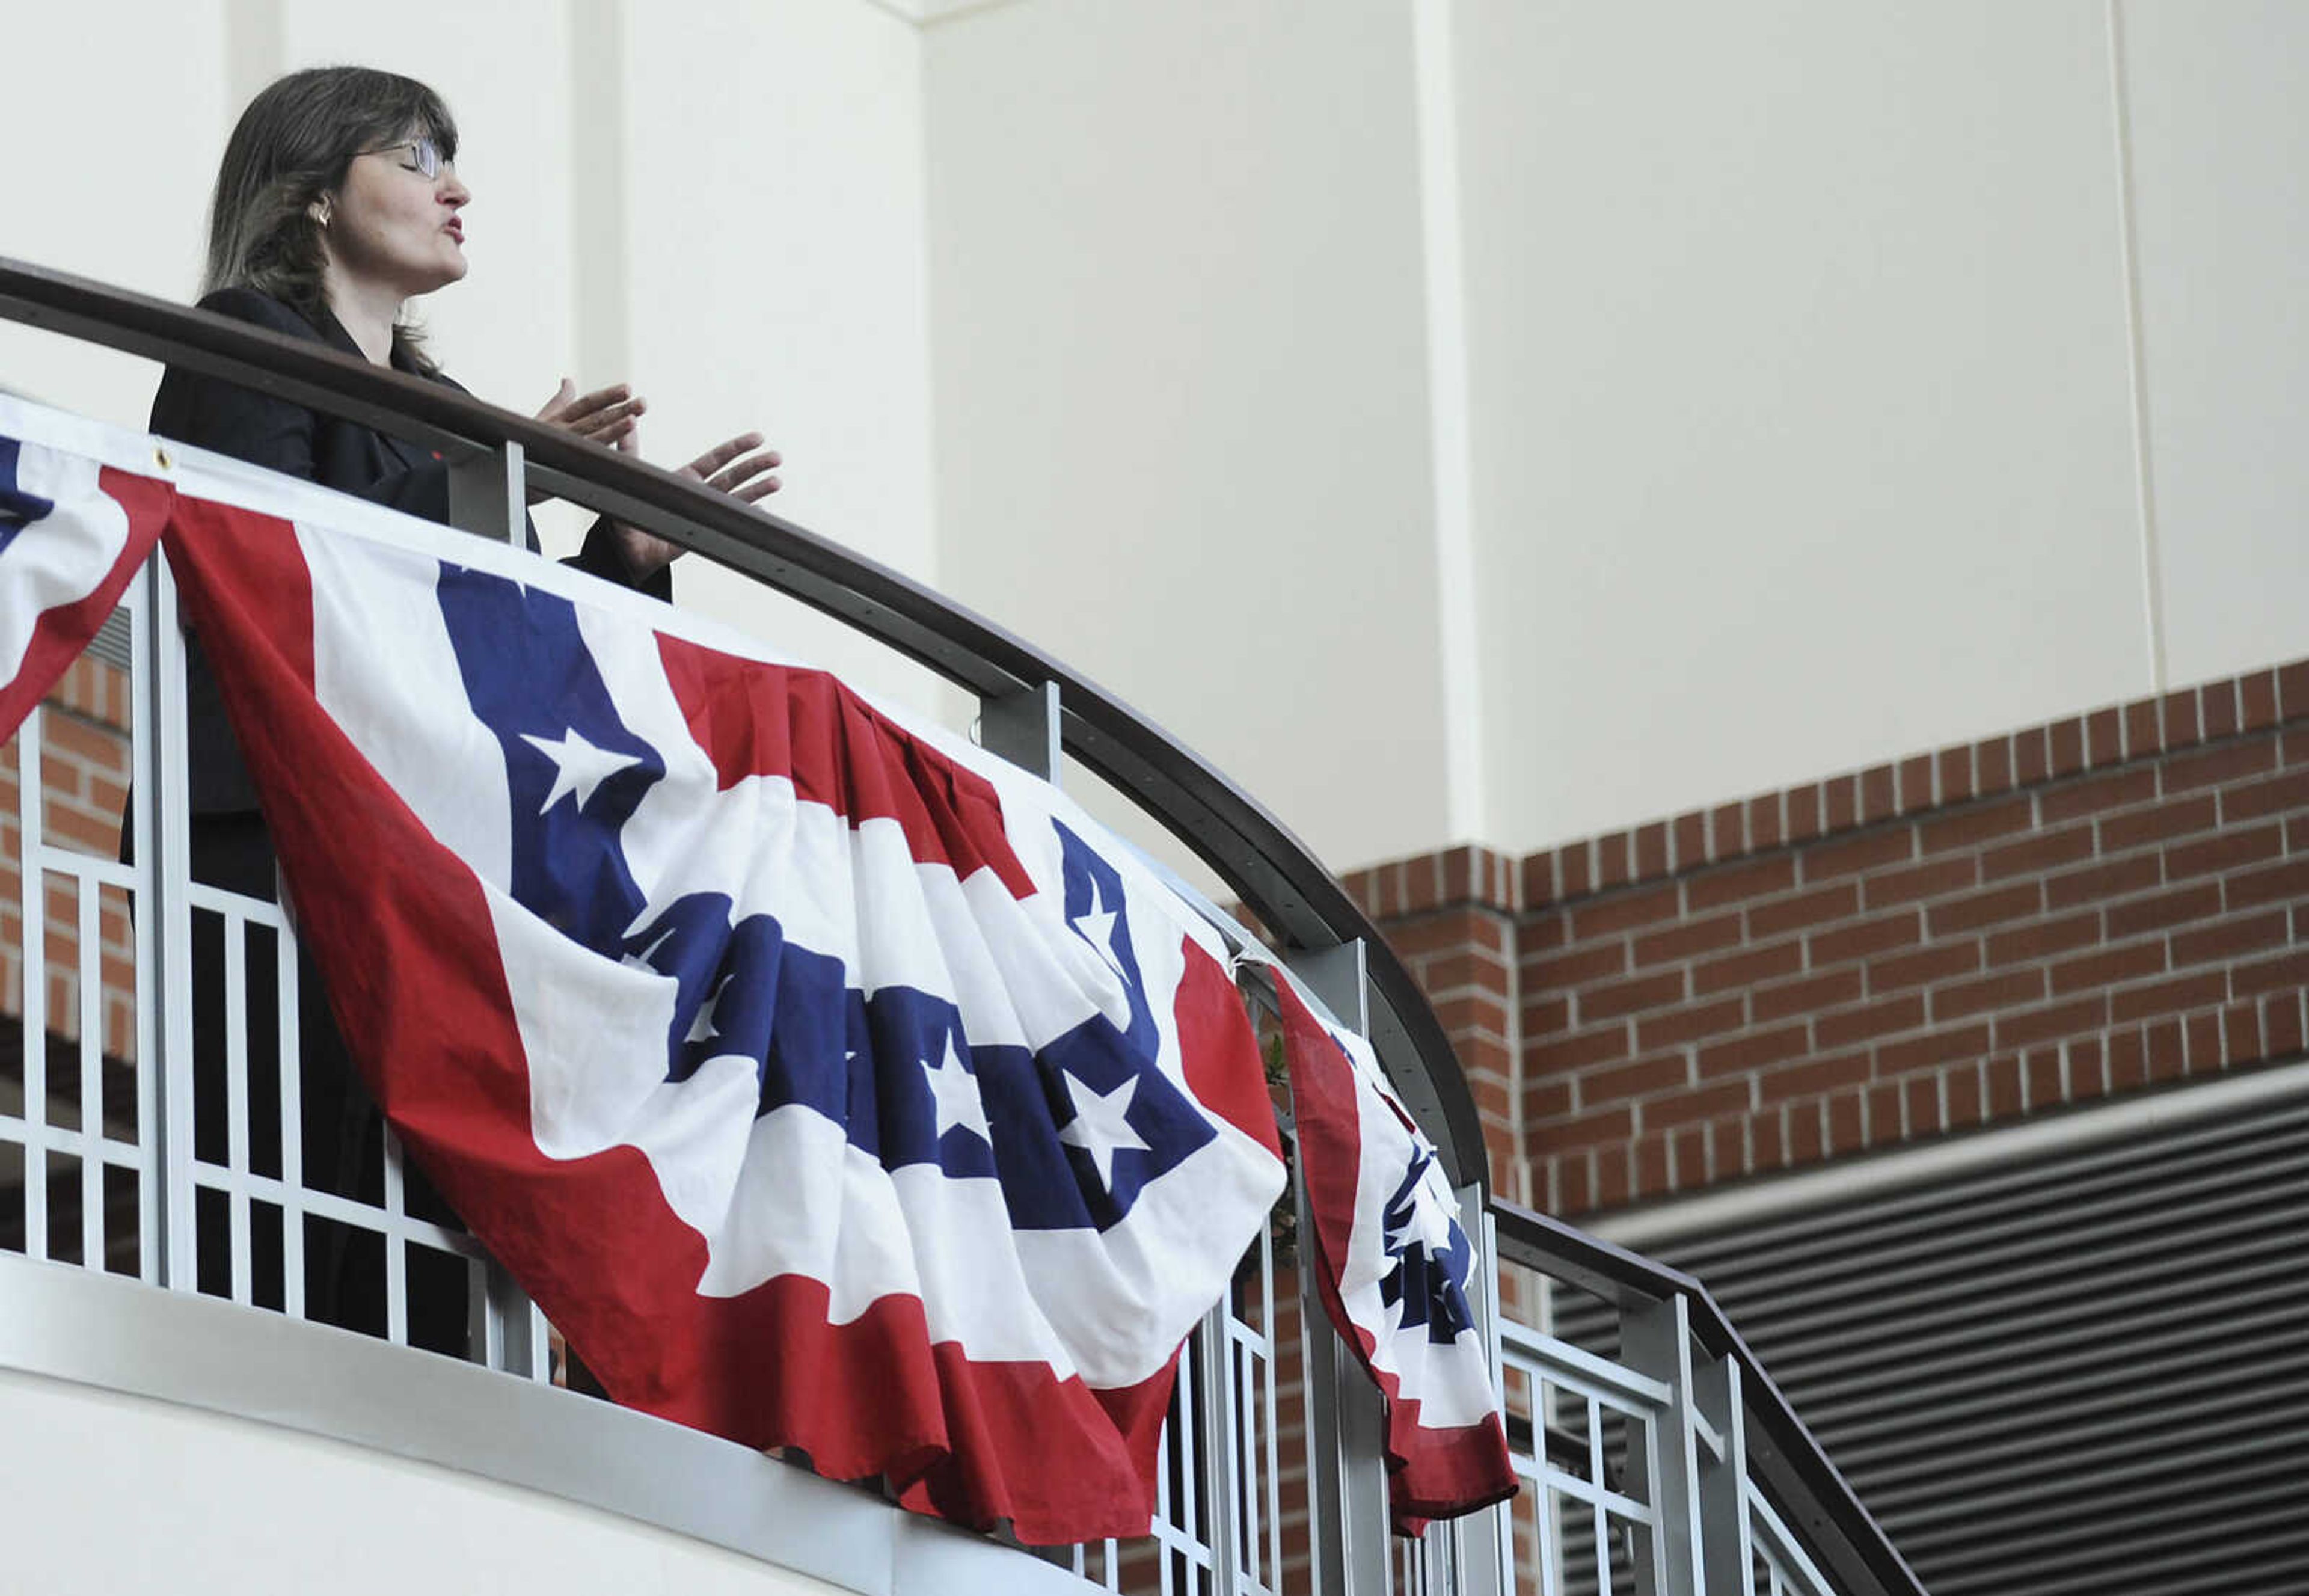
{"left": 150, "top": 286, "right": 670, "bottom": 813}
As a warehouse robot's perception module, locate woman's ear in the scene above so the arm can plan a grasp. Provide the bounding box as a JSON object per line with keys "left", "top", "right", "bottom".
{"left": 309, "top": 197, "right": 331, "bottom": 228}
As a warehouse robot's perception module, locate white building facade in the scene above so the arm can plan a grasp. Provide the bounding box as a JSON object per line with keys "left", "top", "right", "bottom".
{"left": 9, "top": 0, "right": 2302, "bottom": 877}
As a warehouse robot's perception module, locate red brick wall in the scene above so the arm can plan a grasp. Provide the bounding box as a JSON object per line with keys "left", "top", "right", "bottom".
{"left": 1347, "top": 661, "right": 2309, "bottom": 1220}
{"left": 1338, "top": 848, "right": 1524, "bottom": 1191}
{"left": 1, "top": 654, "right": 136, "bottom": 1061}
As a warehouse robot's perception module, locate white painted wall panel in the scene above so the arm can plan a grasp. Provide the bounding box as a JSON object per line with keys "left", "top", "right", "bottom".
{"left": 0, "top": 0, "right": 229, "bottom": 425}
{"left": 1452, "top": 0, "right": 2150, "bottom": 853}
{"left": 0, "top": 1369, "right": 845, "bottom": 1595}
{"left": 2118, "top": 0, "right": 2309, "bottom": 688}
{"left": 623, "top": 0, "right": 944, "bottom": 713}
{"left": 922, "top": 0, "right": 1458, "bottom": 876}
{"left": 280, "top": 0, "right": 582, "bottom": 458}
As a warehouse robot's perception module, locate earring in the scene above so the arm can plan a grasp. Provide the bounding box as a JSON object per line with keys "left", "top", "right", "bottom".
{"left": 312, "top": 203, "right": 331, "bottom": 228}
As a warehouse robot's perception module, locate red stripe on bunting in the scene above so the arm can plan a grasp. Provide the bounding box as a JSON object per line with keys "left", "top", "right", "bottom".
{"left": 1274, "top": 977, "right": 1518, "bottom": 1533}
{"left": 0, "top": 465, "right": 170, "bottom": 744}
{"left": 1174, "top": 938, "right": 1285, "bottom": 1161}
{"left": 656, "top": 630, "right": 1037, "bottom": 900}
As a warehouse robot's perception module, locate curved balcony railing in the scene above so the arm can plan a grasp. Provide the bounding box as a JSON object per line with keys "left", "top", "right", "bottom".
{"left": 0, "top": 254, "right": 1482, "bottom": 1191}
{"left": 1487, "top": 1200, "right": 1929, "bottom": 1596}
{"left": 0, "top": 254, "right": 1924, "bottom": 1596}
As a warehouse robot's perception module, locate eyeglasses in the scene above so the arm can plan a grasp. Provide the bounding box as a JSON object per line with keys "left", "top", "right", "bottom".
{"left": 356, "top": 137, "right": 451, "bottom": 180}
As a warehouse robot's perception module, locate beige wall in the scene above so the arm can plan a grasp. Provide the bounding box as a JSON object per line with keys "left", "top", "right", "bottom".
{"left": 1452, "top": 0, "right": 2150, "bottom": 853}
{"left": 0, "top": 0, "right": 228, "bottom": 422}
{"left": 618, "top": 0, "right": 940, "bottom": 710}
{"left": 2118, "top": 0, "right": 2309, "bottom": 690}
{"left": 921, "top": 0, "right": 1460, "bottom": 879}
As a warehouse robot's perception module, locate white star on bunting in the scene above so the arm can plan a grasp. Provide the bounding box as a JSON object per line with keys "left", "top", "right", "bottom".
{"left": 621, "top": 923, "right": 677, "bottom": 972}
{"left": 1073, "top": 878, "right": 1129, "bottom": 983}
{"left": 1058, "top": 1070, "right": 1150, "bottom": 1191}
{"left": 1401, "top": 1173, "right": 1459, "bottom": 1256}
{"left": 520, "top": 726, "right": 642, "bottom": 815}
{"left": 687, "top": 974, "right": 731, "bottom": 1045}
{"left": 1375, "top": 1284, "right": 1409, "bottom": 1348}
{"left": 922, "top": 1033, "right": 991, "bottom": 1143}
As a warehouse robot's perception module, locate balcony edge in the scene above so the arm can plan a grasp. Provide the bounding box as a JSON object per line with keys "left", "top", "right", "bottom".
{"left": 0, "top": 1256, "right": 1099, "bottom": 1596}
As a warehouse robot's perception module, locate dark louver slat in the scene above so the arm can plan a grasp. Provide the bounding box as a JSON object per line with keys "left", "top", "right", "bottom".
{"left": 1833, "top": 1351, "right": 2309, "bottom": 1472}
{"left": 1707, "top": 1176, "right": 2301, "bottom": 1333}
{"left": 1564, "top": 1076, "right": 2309, "bottom": 1596}
{"left": 1680, "top": 1114, "right": 2291, "bottom": 1274}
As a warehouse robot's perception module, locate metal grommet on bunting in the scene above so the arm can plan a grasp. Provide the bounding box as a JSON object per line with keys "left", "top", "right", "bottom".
{"left": 153, "top": 444, "right": 173, "bottom": 471}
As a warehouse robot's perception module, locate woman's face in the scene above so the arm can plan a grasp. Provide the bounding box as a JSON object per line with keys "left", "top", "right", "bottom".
{"left": 324, "top": 135, "right": 470, "bottom": 299}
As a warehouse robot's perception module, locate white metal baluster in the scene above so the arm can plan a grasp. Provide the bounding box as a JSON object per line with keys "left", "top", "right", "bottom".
{"left": 527, "top": 1297, "right": 551, "bottom": 1382}
{"left": 469, "top": 1253, "right": 492, "bottom": 1363}
{"left": 476, "top": 1257, "right": 545, "bottom": 1377}
{"left": 77, "top": 874, "right": 102, "bottom": 1267}
{"left": 1189, "top": 1298, "right": 1233, "bottom": 1596}
{"left": 1251, "top": 1224, "right": 1284, "bottom": 1596}
{"left": 1697, "top": 1357, "right": 1755, "bottom": 1596}
{"left": 152, "top": 555, "right": 196, "bottom": 1292}
{"left": 19, "top": 709, "right": 47, "bottom": 1261}
{"left": 1262, "top": 1237, "right": 1284, "bottom": 1595}
{"left": 1233, "top": 1324, "right": 1257, "bottom": 1595}
{"left": 1623, "top": 1295, "right": 1706, "bottom": 1596}
{"left": 1535, "top": 1405, "right": 1561, "bottom": 1596}
{"left": 277, "top": 926, "right": 304, "bottom": 1318}
{"left": 1290, "top": 939, "right": 1391, "bottom": 1596}
{"left": 1542, "top": 1496, "right": 1563, "bottom": 1596}
{"left": 382, "top": 1123, "right": 408, "bottom": 1343}
{"left": 1450, "top": 1199, "right": 1507, "bottom": 1596}
{"left": 1589, "top": 1398, "right": 1612, "bottom": 1596}
{"left": 129, "top": 572, "right": 162, "bottom": 1284}
{"left": 222, "top": 912, "right": 251, "bottom": 1303}
{"left": 1162, "top": 1363, "right": 1186, "bottom": 1596}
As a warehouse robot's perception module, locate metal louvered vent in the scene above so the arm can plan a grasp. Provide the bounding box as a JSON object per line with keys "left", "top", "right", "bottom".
{"left": 88, "top": 604, "right": 132, "bottom": 669}
{"left": 1561, "top": 1075, "right": 2309, "bottom": 1596}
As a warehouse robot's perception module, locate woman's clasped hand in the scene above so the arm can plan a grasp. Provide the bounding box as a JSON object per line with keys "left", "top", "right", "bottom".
{"left": 531, "top": 379, "right": 783, "bottom": 577}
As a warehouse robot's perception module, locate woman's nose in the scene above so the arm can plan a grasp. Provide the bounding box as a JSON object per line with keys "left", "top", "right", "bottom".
{"left": 438, "top": 170, "right": 471, "bottom": 206}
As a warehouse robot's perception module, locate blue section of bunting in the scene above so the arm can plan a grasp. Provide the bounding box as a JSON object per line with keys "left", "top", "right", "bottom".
{"left": 0, "top": 437, "right": 57, "bottom": 558}
{"left": 434, "top": 563, "right": 1216, "bottom": 1233}
{"left": 1377, "top": 1146, "right": 1479, "bottom": 1345}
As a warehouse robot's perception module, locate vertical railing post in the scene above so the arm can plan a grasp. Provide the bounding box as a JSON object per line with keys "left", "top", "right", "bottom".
{"left": 1195, "top": 1292, "right": 1243, "bottom": 1596}
{"left": 1622, "top": 1294, "right": 1707, "bottom": 1596}
{"left": 147, "top": 550, "right": 197, "bottom": 1292}
{"left": 981, "top": 680, "right": 1062, "bottom": 784}
{"left": 1694, "top": 1354, "right": 1755, "bottom": 1596}
{"left": 126, "top": 565, "right": 162, "bottom": 1284}
{"left": 1446, "top": 1197, "right": 1509, "bottom": 1596}
{"left": 446, "top": 434, "right": 535, "bottom": 1363}
{"left": 1290, "top": 939, "right": 1391, "bottom": 1596}
{"left": 473, "top": 1254, "right": 546, "bottom": 1378}
{"left": 16, "top": 680, "right": 47, "bottom": 1263}
{"left": 446, "top": 440, "right": 526, "bottom": 547}
{"left": 987, "top": 675, "right": 1103, "bottom": 1580}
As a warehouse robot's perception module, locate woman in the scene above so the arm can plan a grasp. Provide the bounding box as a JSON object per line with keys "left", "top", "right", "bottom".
{"left": 149, "top": 66, "right": 779, "bottom": 1352}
